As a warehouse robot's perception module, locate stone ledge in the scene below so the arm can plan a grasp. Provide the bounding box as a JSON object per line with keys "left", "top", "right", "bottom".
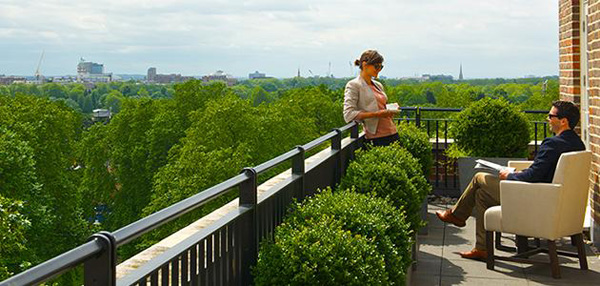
{"left": 115, "top": 136, "right": 357, "bottom": 280}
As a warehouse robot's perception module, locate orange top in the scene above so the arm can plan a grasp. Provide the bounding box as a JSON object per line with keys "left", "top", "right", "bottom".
{"left": 365, "top": 84, "right": 397, "bottom": 139}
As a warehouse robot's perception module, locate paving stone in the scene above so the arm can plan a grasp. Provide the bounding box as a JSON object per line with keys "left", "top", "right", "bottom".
{"left": 441, "top": 258, "right": 525, "bottom": 280}
{"left": 410, "top": 274, "right": 441, "bottom": 286}
{"left": 414, "top": 256, "right": 443, "bottom": 276}
{"left": 440, "top": 277, "right": 528, "bottom": 286}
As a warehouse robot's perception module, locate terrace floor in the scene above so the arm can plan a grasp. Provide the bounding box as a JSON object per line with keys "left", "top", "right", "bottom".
{"left": 413, "top": 199, "right": 600, "bottom": 286}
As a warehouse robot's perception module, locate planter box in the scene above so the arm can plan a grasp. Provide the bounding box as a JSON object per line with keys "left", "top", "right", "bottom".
{"left": 455, "top": 157, "right": 527, "bottom": 197}
{"left": 406, "top": 233, "right": 418, "bottom": 286}
{"left": 418, "top": 198, "right": 428, "bottom": 235}
{"left": 405, "top": 261, "right": 413, "bottom": 286}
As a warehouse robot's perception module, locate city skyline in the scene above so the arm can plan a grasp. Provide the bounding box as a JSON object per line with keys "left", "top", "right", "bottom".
{"left": 1, "top": 0, "right": 558, "bottom": 78}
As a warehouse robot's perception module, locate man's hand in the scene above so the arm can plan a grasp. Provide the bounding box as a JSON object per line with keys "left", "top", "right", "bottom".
{"left": 499, "top": 170, "right": 510, "bottom": 180}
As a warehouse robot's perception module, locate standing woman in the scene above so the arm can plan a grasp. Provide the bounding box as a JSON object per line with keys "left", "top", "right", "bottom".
{"left": 343, "top": 50, "right": 399, "bottom": 147}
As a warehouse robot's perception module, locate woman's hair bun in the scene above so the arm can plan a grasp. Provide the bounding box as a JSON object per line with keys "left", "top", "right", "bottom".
{"left": 354, "top": 59, "right": 361, "bottom": 66}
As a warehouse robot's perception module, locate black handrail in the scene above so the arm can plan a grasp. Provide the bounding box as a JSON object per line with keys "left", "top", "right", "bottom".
{"left": 2, "top": 240, "right": 104, "bottom": 286}
{"left": 398, "top": 106, "right": 548, "bottom": 114}
{"left": 253, "top": 148, "right": 302, "bottom": 175}
{"left": 302, "top": 130, "right": 338, "bottom": 151}
{"left": 113, "top": 172, "right": 251, "bottom": 246}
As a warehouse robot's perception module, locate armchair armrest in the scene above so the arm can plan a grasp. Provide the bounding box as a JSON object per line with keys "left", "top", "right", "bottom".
{"left": 508, "top": 161, "right": 533, "bottom": 171}
{"left": 499, "top": 180, "right": 563, "bottom": 239}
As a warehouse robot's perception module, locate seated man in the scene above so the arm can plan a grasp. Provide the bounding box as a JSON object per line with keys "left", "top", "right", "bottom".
{"left": 436, "top": 100, "right": 586, "bottom": 260}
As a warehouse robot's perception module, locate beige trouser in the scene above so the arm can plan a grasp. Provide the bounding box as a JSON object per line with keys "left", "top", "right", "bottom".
{"left": 452, "top": 172, "right": 500, "bottom": 251}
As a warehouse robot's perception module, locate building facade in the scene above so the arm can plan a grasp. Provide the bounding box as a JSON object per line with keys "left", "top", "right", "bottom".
{"left": 0, "top": 75, "right": 26, "bottom": 85}
{"left": 559, "top": 0, "right": 600, "bottom": 245}
{"left": 147, "top": 67, "right": 157, "bottom": 82}
{"left": 202, "top": 70, "right": 237, "bottom": 86}
{"left": 249, "top": 71, "right": 266, "bottom": 79}
{"left": 77, "top": 58, "right": 112, "bottom": 83}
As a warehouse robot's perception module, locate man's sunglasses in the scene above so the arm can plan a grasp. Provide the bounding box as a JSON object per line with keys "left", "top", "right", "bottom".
{"left": 548, "top": 113, "right": 561, "bottom": 119}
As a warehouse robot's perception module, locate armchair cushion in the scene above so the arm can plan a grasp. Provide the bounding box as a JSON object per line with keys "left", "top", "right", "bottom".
{"left": 484, "top": 206, "right": 502, "bottom": 232}
{"left": 508, "top": 160, "right": 533, "bottom": 172}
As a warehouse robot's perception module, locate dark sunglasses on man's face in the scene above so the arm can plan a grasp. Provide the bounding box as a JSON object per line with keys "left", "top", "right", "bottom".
{"left": 548, "top": 113, "right": 561, "bottom": 119}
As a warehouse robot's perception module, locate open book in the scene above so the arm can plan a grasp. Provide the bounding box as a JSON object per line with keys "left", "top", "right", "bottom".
{"left": 386, "top": 103, "right": 400, "bottom": 111}
{"left": 474, "top": 159, "right": 515, "bottom": 173}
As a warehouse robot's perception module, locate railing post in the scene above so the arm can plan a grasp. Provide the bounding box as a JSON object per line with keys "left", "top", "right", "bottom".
{"left": 332, "top": 129, "right": 343, "bottom": 185}
{"left": 416, "top": 107, "right": 421, "bottom": 127}
{"left": 239, "top": 168, "right": 257, "bottom": 286}
{"left": 350, "top": 122, "right": 360, "bottom": 160}
{"left": 534, "top": 122, "right": 538, "bottom": 156}
{"left": 84, "top": 231, "right": 116, "bottom": 286}
{"left": 350, "top": 122, "right": 359, "bottom": 139}
{"left": 292, "top": 146, "right": 305, "bottom": 199}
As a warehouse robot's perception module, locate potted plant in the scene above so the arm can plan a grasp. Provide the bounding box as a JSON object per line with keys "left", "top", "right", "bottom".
{"left": 447, "top": 98, "right": 530, "bottom": 196}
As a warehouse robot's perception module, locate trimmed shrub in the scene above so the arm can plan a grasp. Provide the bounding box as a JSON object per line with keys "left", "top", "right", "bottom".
{"left": 340, "top": 144, "right": 431, "bottom": 232}
{"left": 448, "top": 98, "right": 530, "bottom": 158}
{"left": 253, "top": 216, "right": 389, "bottom": 286}
{"left": 395, "top": 122, "right": 434, "bottom": 177}
{"left": 284, "top": 188, "right": 412, "bottom": 285}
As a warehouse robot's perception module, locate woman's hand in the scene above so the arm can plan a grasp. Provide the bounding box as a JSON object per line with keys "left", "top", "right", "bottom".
{"left": 377, "top": 110, "right": 396, "bottom": 118}
{"left": 355, "top": 110, "right": 397, "bottom": 120}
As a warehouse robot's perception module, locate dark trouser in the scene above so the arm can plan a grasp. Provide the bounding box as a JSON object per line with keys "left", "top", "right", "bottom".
{"left": 363, "top": 133, "right": 399, "bottom": 149}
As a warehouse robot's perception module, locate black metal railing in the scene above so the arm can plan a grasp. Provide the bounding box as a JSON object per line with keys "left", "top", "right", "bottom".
{"left": 1, "top": 122, "right": 363, "bottom": 286}
{"left": 393, "top": 107, "right": 549, "bottom": 194}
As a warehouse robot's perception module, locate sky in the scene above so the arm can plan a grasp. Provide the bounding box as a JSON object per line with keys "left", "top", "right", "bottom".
{"left": 0, "top": 0, "right": 559, "bottom": 79}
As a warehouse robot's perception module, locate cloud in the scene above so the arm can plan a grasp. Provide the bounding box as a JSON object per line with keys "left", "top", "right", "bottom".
{"left": 0, "top": 0, "right": 559, "bottom": 78}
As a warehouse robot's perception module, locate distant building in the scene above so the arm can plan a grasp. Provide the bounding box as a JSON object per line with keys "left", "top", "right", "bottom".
{"left": 400, "top": 75, "right": 430, "bottom": 82}
{"left": 154, "top": 74, "right": 192, "bottom": 83}
{"left": 428, "top": 74, "right": 454, "bottom": 82}
{"left": 92, "top": 109, "right": 111, "bottom": 123}
{"left": 249, "top": 71, "right": 266, "bottom": 79}
{"left": 459, "top": 64, "right": 464, "bottom": 80}
{"left": 202, "top": 70, "right": 237, "bottom": 86}
{"left": 146, "top": 67, "right": 193, "bottom": 83}
{"left": 77, "top": 58, "right": 112, "bottom": 83}
{"left": 147, "top": 67, "right": 157, "bottom": 82}
{"left": 50, "top": 76, "right": 77, "bottom": 84}
{"left": 78, "top": 59, "right": 104, "bottom": 75}
{"left": 0, "top": 75, "right": 26, "bottom": 85}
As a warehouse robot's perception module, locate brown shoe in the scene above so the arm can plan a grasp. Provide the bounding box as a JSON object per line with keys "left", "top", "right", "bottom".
{"left": 459, "top": 248, "right": 488, "bottom": 261}
{"left": 435, "top": 209, "right": 466, "bottom": 227}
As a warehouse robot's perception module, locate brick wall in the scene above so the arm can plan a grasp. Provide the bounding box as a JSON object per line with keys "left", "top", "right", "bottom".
{"left": 560, "top": 0, "right": 582, "bottom": 104}
{"left": 586, "top": 0, "right": 600, "bottom": 238}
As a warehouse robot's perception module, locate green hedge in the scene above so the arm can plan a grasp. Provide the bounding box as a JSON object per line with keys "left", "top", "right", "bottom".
{"left": 449, "top": 98, "right": 530, "bottom": 158}
{"left": 283, "top": 188, "right": 412, "bottom": 285}
{"left": 254, "top": 142, "right": 429, "bottom": 285}
{"left": 340, "top": 143, "right": 430, "bottom": 233}
{"left": 395, "top": 122, "right": 434, "bottom": 177}
{"left": 253, "top": 215, "right": 389, "bottom": 286}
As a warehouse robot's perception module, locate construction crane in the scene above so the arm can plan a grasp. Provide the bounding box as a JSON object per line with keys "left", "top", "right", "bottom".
{"left": 34, "top": 51, "right": 45, "bottom": 84}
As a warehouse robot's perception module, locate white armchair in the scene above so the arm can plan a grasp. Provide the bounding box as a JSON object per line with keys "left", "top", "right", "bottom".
{"left": 508, "top": 160, "right": 533, "bottom": 172}
{"left": 484, "top": 150, "right": 592, "bottom": 279}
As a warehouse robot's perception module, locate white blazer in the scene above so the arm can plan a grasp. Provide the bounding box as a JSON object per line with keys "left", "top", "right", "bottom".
{"left": 343, "top": 76, "right": 387, "bottom": 134}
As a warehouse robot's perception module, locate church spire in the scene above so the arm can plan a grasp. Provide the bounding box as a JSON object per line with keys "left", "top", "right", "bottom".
{"left": 459, "top": 63, "right": 464, "bottom": 81}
